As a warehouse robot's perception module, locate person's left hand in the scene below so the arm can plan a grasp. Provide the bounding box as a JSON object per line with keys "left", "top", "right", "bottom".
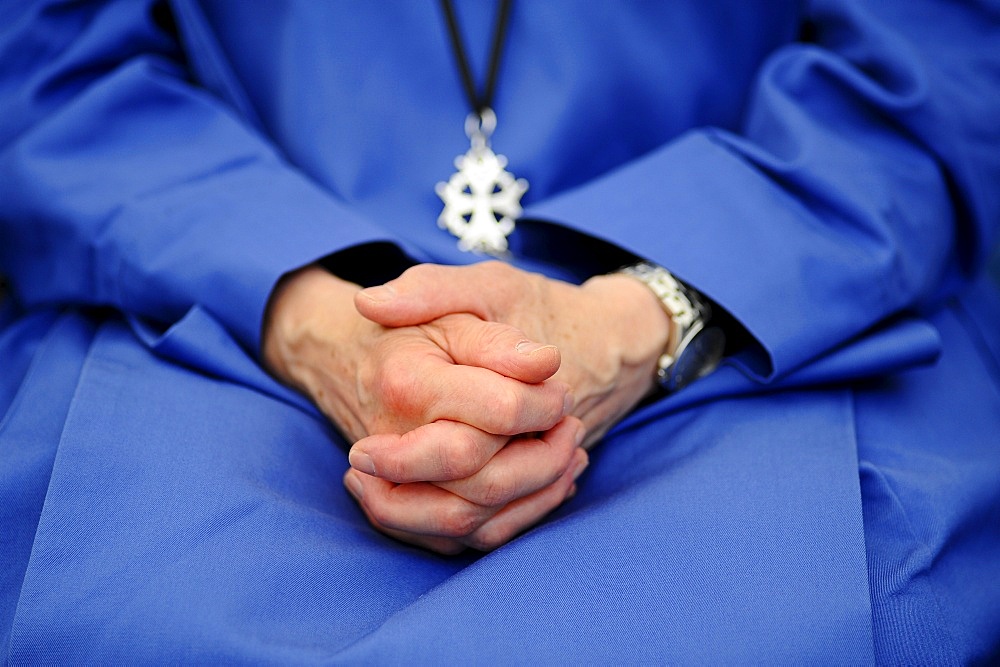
{"left": 343, "top": 261, "right": 673, "bottom": 551}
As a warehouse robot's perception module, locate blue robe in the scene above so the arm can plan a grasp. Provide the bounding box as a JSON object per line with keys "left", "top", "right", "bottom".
{"left": 1, "top": 1, "right": 999, "bottom": 662}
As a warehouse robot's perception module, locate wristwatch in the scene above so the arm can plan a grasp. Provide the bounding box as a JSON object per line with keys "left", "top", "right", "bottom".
{"left": 617, "top": 262, "right": 726, "bottom": 393}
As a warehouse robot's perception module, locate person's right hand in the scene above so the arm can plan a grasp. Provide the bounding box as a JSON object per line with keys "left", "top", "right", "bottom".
{"left": 261, "top": 265, "right": 585, "bottom": 552}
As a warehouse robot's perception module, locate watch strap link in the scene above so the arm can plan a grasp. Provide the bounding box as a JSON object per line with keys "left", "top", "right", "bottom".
{"left": 616, "top": 262, "right": 724, "bottom": 392}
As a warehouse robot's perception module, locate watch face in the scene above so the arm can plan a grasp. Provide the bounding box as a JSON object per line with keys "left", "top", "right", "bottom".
{"left": 669, "top": 327, "right": 726, "bottom": 391}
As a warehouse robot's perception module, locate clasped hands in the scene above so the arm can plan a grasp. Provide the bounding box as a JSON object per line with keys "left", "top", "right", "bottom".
{"left": 263, "top": 261, "right": 671, "bottom": 554}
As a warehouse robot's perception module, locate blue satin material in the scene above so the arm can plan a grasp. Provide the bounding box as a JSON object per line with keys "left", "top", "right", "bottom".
{"left": 1, "top": 1, "right": 999, "bottom": 662}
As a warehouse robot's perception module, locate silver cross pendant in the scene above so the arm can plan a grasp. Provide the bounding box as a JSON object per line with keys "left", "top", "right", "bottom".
{"left": 436, "top": 108, "right": 528, "bottom": 255}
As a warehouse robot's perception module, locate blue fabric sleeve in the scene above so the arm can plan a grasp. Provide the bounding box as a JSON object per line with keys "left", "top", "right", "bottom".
{"left": 0, "top": 0, "right": 410, "bottom": 354}
{"left": 525, "top": 0, "right": 1000, "bottom": 381}
{"left": 3, "top": 1, "right": 998, "bottom": 379}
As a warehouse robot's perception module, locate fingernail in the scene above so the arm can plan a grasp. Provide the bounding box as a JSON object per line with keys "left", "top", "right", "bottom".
{"left": 573, "top": 422, "right": 586, "bottom": 447}
{"left": 563, "top": 393, "right": 576, "bottom": 416}
{"left": 349, "top": 448, "right": 376, "bottom": 476}
{"left": 567, "top": 483, "right": 578, "bottom": 499}
{"left": 344, "top": 471, "right": 364, "bottom": 499}
{"left": 358, "top": 284, "right": 396, "bottom": 303}
{"left": 516, "top": 340, "right": 554, "bottom": 355}
{"left": 572, "top": 457, "right": 588, "bottom": 481}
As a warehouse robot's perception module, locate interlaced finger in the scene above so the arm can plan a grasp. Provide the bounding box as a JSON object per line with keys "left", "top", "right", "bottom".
{"left": 349, "top": 421, "right": 508, "bottom": 482}
{"left": 434, "top": 417, "right": 584, "bottom": 506}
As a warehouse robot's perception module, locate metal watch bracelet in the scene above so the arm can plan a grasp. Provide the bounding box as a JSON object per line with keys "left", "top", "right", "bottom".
{"left": 616, "top": 261, "right": 725, "bottom": 392}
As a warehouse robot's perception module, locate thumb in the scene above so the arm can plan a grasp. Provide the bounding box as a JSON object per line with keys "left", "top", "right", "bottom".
{"left": 354, "top": 263, "right": 490, "bottom": 327}
{"left": 434, "top": 315, "right": 562, "bottom": 385}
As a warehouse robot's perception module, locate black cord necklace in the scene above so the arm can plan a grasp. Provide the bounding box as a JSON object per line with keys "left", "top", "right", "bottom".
{"left": 435, "top": 0, "right": 528, "bottom": 255}
{"left": 440, "top": 0, "right": 511, "bottom": 116}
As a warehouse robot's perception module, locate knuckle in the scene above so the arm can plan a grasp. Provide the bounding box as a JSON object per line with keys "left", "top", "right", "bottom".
{"left": 437, "top": 503, "right": 481, "bottom": 538}
{"left": 539, "top": 388, "right": 568, "bottom": 428}
{"left": 402, "top": 263, "right": 433, "bottom": 283}
{"left": 478, "top": 262, "right": 519, "bottom": 301}
{"left": 364, "top": 499, "right": 394, "bottom": 530}
{"left": 553, "top": 424, "right": 581, "bottom": 459}
{"left": 372, "top": 362, "right": 421, "bottom": 415}
{"left": 473, "top": 469, "right": 518, "bottom": 508}
{"left": 436, "top": 430, "right": 484, "bottom": 479}
{"left": 487, "top": 386, "right": 524, "bottom": 434}
{"left": 476, "top": 322, "right": 509, "bottom": 350}
{"left": 466, "top": 524, "right": 511, "bottom": 552}
{"left": 432, "top": 540, "right": 467, "bottom": 556}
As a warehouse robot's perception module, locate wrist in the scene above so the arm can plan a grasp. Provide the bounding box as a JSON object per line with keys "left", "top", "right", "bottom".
{"left": 614, "top": 262, "right": 726, "bottom": 393}
{"left": 263, "top": 265, "right": 383, "bottom": 441}
{"left": 262, "top": 265, "right": 362, "bottom": 392}
{"left": 581, "top": 273, "right": 673, "bottom": 387}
